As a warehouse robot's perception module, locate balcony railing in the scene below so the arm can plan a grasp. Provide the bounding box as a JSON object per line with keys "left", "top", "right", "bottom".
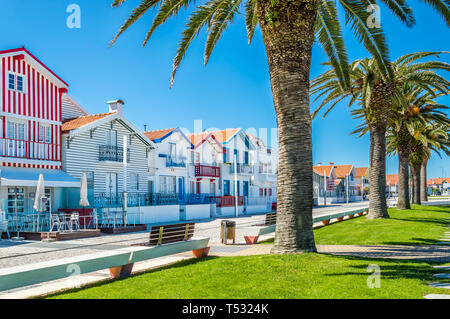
{"left": 195, "top": 164, "right": 220, "bottom": 178}
{"left": 166, "top": 156, "right": 186, "bottom": 168}
{"left": 0, "top": 137, "right": 60, "bottom": 161}
{"left": 99, "top": 145, "right": 130, "bottom": 162}
{"left": 214, "top": 196, "right": 244, "bottom": 207}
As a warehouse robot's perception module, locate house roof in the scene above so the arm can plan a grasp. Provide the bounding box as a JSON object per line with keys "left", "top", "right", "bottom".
{"left": 207, "top": 129, "right": 240, "bottom": 144}
{"left": 355, "top": 167, "right": 369, "bottom": 177}
{"left": 144, "top": 128, "right": 176, "bottom": 142}
{"left": 62, "top": 111, "right": 155, "bottom": 148}
{"left": 427, "top": 177, "right": 450, "bottom": 186}
{"left": 313, "top": 165, "right": 334, "bottom": 177}
{"left": 62, "top": 112, "right": 114, "bottom": 133}
{"left": 0, "top": 47, "right": 68, "bottom": 87}
{"left": 333, "top": 165, "right": 354, "bottom": 179}
{"left": 247, "top": 133, "right": 266, "bottom": 149}
{"left": 386, "top": 174, "right": 399, "bottom": 186}
{"left": 186, "top": 132, "right": 224, "bottom": 152}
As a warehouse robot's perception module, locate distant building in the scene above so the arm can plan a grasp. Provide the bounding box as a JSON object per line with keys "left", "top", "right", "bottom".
{"left": 427, "top": 178, "right": 450, "bottom": 195}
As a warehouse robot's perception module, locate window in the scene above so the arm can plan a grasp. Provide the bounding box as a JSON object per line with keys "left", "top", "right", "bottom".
{"left": 39, "top": 125, "right": 51, "bottom": 143}
{"left": 195, "top": 152, "right": 200, "bottom": 164}
{"left": 159, "top": 175, "right": 176, "bottom": 193}
{"left": 223, "top": 180, "right": 231, "bottom": 196}
{"left": 105, "top": 130, "right": 117, "bottom": 147}
{"left": 8, "top": 74, "right": 15, "bottom": 90}
{"left": 130, "top": 173, "right": 139, "bottom": 191}
{"left": 84, "top": 171, "right": 94, "bottom": 189}
{"left": 8, "top": 73, "right": 25, "bottom": 92}
{"left": 169, "top": 143, "right": 176, "bottom": 159}
{"left": 244, "top": 151, "right": 249, "bottom": 165}
{"left": 223, "top": 147, "right": 229, "bottom": 163}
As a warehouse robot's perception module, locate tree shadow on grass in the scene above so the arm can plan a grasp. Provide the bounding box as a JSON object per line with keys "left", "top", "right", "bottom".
{"left": 381, "top": 238, "right": 441, "bottom": 246}
{"left": 390, "top": 217, "right": 449, "bottom": 226}
{"left": 321, "top": 254, "right": 444, "bottom": 282}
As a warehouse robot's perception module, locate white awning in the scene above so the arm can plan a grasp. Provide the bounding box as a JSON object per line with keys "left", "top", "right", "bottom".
{"left": 0, "top": 167, "right": 80, "bottom": 188}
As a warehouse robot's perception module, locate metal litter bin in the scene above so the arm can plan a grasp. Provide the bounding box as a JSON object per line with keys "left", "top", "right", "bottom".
{"left": 220, "top": 220, "right": 236, "bottom": 244}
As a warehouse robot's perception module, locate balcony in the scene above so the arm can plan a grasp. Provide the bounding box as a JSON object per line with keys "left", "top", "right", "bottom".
{"left": 99, "top": 145, "right": 130, "bottom": 162}
{"left": 166, "top": 156, "right": 186, "bottom": 168}
{"left": 0, "top": 138, "right": 60, "bottom": 161}
{"left": 195, "top": 164, "right": 220, "bottom": 178}
{"left": 214, "top": 196, "right": 244, "bottom": 207}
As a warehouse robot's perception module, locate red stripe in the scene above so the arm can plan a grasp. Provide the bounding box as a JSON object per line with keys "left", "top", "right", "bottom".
{"left": 2, "top": 58, "right": 5, "bottom": 113}
{"left": 46, "top": 79, "right": 49, "bottom": 120}
{"left": 36, "top": 71, "right": 40, "bottom": 118}
{"left": 27, "top": 64, "right": 31, "bottom": 116}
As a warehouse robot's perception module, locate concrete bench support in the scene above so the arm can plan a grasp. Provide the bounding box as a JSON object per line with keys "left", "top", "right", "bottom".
{"left": 109, "top": 263, "right": 134, "bottom": 279}
{"left": 244, "top": 236, "right": 260, "bottom": 245}
{"left": 192, "top": 247, "right": 210, "bottom": 258}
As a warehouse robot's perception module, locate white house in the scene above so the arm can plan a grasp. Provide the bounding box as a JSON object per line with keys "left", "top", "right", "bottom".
{"left": 186, "top": 131, "right": 223, "bottom": 197}
{"left": 144, "top": 127, "right": 193, "bottom": 200}
{"left": 61, "top": 99, "right": 156, "bottom": 209}
{"left": 247, "top": 133, "right": 277, "bottom": 212}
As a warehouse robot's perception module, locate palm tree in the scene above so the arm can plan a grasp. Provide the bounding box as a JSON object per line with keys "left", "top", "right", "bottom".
{"left": 409, "top": 123, "right": 449, "bottom": 204}
{"left": 311, "top": 52, "right": 450, "bottom": 219}
{"left": 385, "top": 87, "right": 449, "bottom": 209}
{"left": 109, "top": 0, "right": 450, "bottom": 253}
{"left": 418, "top": 125, "right": 450, "bottom": 202}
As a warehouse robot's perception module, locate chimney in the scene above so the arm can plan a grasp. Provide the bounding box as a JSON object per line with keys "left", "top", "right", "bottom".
{"left": 329, "top": 162, "right": 335, "bottom": 165}
{"left": 317, "top": 162, "right": 322, "bottom": 166}
{"left": 107, "top": 99, "right": 124, "bottom": 114}
{"left": 144, "top": 124, "right": 148, "bottom": 132}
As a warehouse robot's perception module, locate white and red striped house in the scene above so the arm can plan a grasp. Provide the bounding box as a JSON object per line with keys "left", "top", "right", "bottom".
{"left": 0, "top": 48, "right": 79, "bottom": 219}
{"left": 0, "top": 47, "right": 67, "bottom": 169}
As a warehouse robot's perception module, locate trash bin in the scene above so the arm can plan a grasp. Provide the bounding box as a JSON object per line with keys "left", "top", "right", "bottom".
{"left": 220, "top": 220, "right": 236, "bottom": 244}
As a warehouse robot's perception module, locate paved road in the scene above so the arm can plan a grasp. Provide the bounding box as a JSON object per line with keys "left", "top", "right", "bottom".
{"left": 0, "top": 200, "right": 407, "bottom": 269}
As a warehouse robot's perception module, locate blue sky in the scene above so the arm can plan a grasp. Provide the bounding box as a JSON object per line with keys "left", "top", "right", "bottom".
{"left": 0, "top": 0, "right": 448, "bottom": 178}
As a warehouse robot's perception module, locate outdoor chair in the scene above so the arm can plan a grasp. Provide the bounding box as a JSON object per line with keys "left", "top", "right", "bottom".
{"left": 101, "top": 211, "right": 113, "bottom": 227}
{"left": 50, "top": 215, "right": 68, "bottom": 232}
{"left": 69, "top": 213, "right": 80, "bottom": 232}
{"left": 0, "top": 221, "right": 9, "bottom": 239}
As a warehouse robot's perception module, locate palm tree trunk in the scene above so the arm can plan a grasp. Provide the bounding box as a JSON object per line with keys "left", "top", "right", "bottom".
{"left": 367, "top": 125, "right": 390, "bottom": 219}
{"left": 257, "top": 0, "right": 317, "bottom": 253}
{"left": 396, "top": 125, "right": 411, "bottom": 210}
{"left": 410, "top": 163, "right": 421, "bottom": 205}
{"left": 397, "top": 146, "right": 411, "bottom": 209}
{"left": 420, "top": 158, "right": 428, "bottom": 202}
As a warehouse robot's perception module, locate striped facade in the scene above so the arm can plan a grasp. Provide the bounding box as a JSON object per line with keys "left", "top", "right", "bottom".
{"left": 0, "top": 48, "right": 68, "bottom": 169}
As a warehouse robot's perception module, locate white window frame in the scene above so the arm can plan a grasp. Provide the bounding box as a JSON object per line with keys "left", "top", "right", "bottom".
{"left": 7, "top": 72, "right": 26, "bottom": 93}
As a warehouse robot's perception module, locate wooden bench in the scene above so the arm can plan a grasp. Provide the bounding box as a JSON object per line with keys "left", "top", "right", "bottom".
{"left": 0, "top": 222, "right": 210, "bottom": 292}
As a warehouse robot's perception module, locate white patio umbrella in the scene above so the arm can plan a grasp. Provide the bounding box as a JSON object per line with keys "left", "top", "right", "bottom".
{"left": 79, "top": 172, "right": 90, "bottom": 230}
{"left": 79, "top": 172, "right": 90, "bottom": 207}
{"left": 33, "top": 174, "right": 45, "bottom": 232}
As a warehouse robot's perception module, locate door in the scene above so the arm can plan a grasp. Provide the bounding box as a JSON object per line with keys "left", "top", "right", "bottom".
{"left": 178, "top": 177, "right": 185, "bottom": 200}
{"left": 148, "top": 180, "right": 154, "bottom": 205}
{"left": 236, "top": 181, "right": 241, "bottom": 196}
{"left": 210, "top": 182, "right": 216, "bottom": 196}
{"left": 106, "top": 173, "right": 118, "bottom": 200}
{"left": 243, "top": 181, "right": 249, "bottom": 197}
{"left": 7, "top": 187, "right": 25, "bottom": 229}
{"left": 7, "top": 122, "right": 26, "bottom": 158}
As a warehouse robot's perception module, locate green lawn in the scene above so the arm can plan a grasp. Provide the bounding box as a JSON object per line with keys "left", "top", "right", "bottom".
{"left": 47, "top": 253, "right": 449, "bottom": 299}
{"left": 46, "top": 204, "right": 450, "bottom": 299}
{"left": 261, "top": 205, "right": 450, "bottom": 246}
{"left": 314, "top": 205, "right": 449, "bottom": 246}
